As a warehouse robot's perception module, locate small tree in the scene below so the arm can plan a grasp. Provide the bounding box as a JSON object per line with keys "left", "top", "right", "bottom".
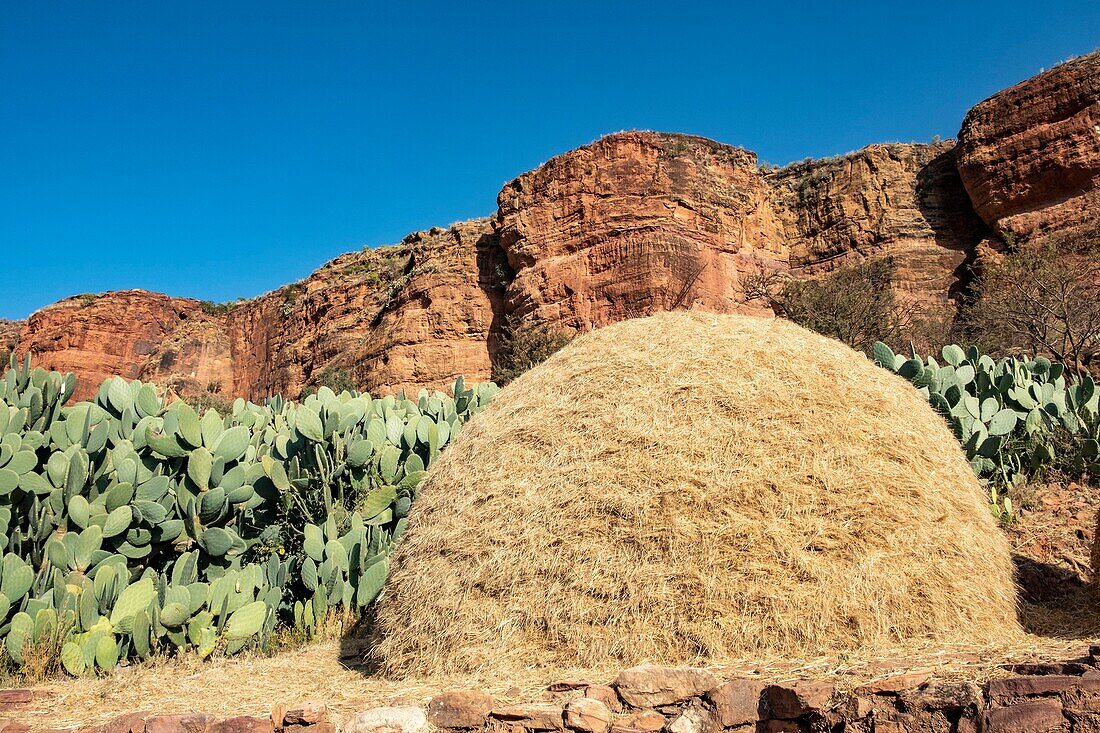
{"left": 741, "top": 257, "right": 912, "bottom": 352}
{"left": 492, "top": 315, "right": 571, "bottom": 385}
{"left": 298, "top": 366, "right": 358, "bottom": 400}
{"left": 963, "top": 237, "right": 1100, "bottom": 377}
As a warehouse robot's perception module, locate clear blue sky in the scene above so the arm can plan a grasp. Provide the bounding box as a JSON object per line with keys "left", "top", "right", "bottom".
{"left": 2, "top": 2, "right": 1098, "bottom": 320}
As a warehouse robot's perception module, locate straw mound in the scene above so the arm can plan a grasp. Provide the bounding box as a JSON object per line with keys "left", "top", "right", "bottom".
{"left": 371, "top": 312, "right": 1021, "bottom": 676}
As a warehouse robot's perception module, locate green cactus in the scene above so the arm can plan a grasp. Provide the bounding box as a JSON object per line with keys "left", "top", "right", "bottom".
{"left": 873, "top": 340, "right": 1099, "bottom": 515}
{"left": 0, "top": 362, "right": 493, "bottom": 673}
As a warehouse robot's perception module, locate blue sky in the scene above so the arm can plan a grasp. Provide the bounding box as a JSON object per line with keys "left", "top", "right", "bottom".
{"left": 2, "top": 2, "right": 1098, "bottom": 320}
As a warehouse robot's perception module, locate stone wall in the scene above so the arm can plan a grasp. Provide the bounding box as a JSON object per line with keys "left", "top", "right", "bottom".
{"left": 10, "top": 652, "right": 1100, "bottom": 733}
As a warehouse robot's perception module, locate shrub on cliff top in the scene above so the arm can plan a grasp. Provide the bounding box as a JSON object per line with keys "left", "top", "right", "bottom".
{"left": 371, "top": 312, "right": 1020, "bottom": 676}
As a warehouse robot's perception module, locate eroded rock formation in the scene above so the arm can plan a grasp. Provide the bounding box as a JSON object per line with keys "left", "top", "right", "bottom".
{"left": 16, "top": 291, "right": 213, "bottom": 401}
{"left": 14, "top": 51, "right": 1100, "bottom": 400}
{"left": 17, "top": 224, "right": 505, "bottom": 402}
{"left": 957, "top": 52, "right": 1100, "bottom": 242}
{"left": 496, "top": 134, "right": 987, "bottom": 335}
{"left": 495, "top": 132, "right": 786, "bottom": 330}
{"left": 768, "top": 142, "right": 988, "bottom": 304}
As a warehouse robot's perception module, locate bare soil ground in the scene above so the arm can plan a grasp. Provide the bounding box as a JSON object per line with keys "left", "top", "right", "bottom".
{"left": 15, "top": 479, "right": 1100, "bottom": 731}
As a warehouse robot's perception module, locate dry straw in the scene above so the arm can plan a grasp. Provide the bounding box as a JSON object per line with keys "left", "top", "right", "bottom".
{"left": 371, "top": 312, "right": 1021, "bottom": 677}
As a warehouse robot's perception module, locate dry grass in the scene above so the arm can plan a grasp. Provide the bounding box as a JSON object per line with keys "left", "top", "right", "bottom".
{"left": 23, "top": 641, "right": 466, "bottom": 730}
{"left": 371, "top": 312, "right": 1021, "bottom": 677}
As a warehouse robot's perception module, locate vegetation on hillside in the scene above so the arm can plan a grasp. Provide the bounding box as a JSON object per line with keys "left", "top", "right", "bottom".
{"left": 740, "top": 257, "right": 951, "bottom": 354}
{"left": 491, "top": 315, "right": 572, "bottom": 385}
{"left": 961, "top": 236, "right": 1100, "bottom": 378}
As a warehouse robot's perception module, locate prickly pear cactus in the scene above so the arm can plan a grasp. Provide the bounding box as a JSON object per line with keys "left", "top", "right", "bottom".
{"left": 872, "top": 342, "right": 1099, "bottom": 496}
{"left": 0, "top": 353, "right": 494, "bottom": 675}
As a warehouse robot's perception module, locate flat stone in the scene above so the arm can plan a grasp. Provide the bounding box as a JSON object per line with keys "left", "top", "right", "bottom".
{"left": 705, "top": 679, "right": 764, "bottom": 727}
{"left": 563, "top": 699, "right": 611, "bottom": 733}
{"left": 758, "top": 722, "right": 805, "bottom": 733}
{"left": 284, "top": 725, "right": 335, "bottom": 733}
{"left": 872, "top": 723, "right": 906, "bottom": 733}
{"left": 429, "top": 691, "right": 495, "bottom": 729}
{"left": 102, "top": 712, "right": 152, "bottom": 733}
{"left": 550, "top": 680, "right": 595, "bottom": 692}
{"left": 666, "top": 700, "right": 716, "bottom": 733}
{"left": 583, "top": 687, "right": 622, "bottom": 714}
{"left": 343, "top": 707, "right": 428, "bottom": 733}
{"left": 990, "top": 675, "right": 1100, "bottom": 700}
{"left": 0, "top": 692, "right": 31, "bottom": 709}
{"left": 854, "top": 671, "right": 930, "bottom": 695}
{"left": 283, "top": 703, "right": 328, "bottom": 727}
{"left": 208, "top": 717, "right": 274, "bottom": 733}
{"left": 1061, "top": 686, "right": 1100, "bottom": 715}
{"left": 271, "top": 705, "right": 287, "bottom": 730}
{"left": 615, "top": 665, "right": 718, "bottom": 708}
{"left": 984, "top": 699, "right": 1068, "bottom": 733}
{"left": 0, "top": 721, "right": 28, "bottom": 733}
{"left": 489, "top": 704, "right": 564, "bottom": 731}
{"left": 1002, "top": 662, "right": 1091, "bottom": 676}
{"left": 74, "top": 712, "right": 149, "bottom": 733}
{"left": 899, "top": 681, "right": 982, "bottom": 712}
{"left": 764, "top": 681, "right": 834, "bottom": 719}
{"left": 146, "top": 714, "right": 219, "bottom": 733}
{"left": 609, "top": 711, "right": 665, "bottom": 733}
{"left": 853, "top": 696, "right": 874, "bottom": 718}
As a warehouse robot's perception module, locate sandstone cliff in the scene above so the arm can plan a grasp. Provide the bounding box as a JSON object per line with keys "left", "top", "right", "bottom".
{"left": 496, "top": 132, "right": 785, "bottom": 330}
{"left": 18, "top": 224, "right": 504, "bottom": 402}
{"left": 957, "top": 51, "right": 1100, "bottom": 242}
{"left": 15, "top": 51, "right": 1100, "bottom": 401}
{"left": 768, "top": 142, "right": 988, "bottom": 304}
{"left": 16, "top": 292, "right": 213, "bottom": 401}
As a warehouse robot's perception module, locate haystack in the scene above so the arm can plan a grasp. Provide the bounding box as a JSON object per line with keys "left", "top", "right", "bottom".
{"left": 371, "top": 312, "right": 1020, "bottom": 676}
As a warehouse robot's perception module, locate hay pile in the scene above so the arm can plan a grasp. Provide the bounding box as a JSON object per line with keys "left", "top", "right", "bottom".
{"left": 371, "top": 312, "right": 1021, "bottom": 676}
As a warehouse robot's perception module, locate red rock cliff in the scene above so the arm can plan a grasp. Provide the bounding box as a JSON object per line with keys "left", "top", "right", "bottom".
{"left": 0, "top": 320, "right": 23, "bottom": 361}
{"left": 496, "top": 134, "right": 987, "bottom": 336}
{"left": 15, "top": 292, "right": 216, "bottom": 401}
{"left": 15, "top": 51, "right": 1100, "bottom": 400}
{"left": 495, "top": 133, "right": 786, "bottom": 329}
{"left": 769, "top": 142, "right": 988, "bottom": 304}
{"left": 957, "top": 52, "right": 1100, "bottom": 242}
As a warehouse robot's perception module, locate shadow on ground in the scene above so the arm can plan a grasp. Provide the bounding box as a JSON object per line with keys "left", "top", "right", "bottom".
{"left": 338, "top": 615, "right": 378, "bottom": 674}
{"left": 1016, "top": 553, "right": 1100, "bottom": 639}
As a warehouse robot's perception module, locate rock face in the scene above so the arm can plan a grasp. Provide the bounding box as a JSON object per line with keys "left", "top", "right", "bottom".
{"left": 0, "top": 320, "right": 21, "bottom": 359}
{"left": 218, "top": 219, "right": 504, "bottom": 400}
{"left": 495, "top": 132, "right": 786, "bottom": 330}
{"left": 768, "top": 142, "right": 988, "bottom": 304}
{"left": 957, "top": 52, "right": 1100, "bottom": 242}
{"left": 17, "top": 222, "right": 504, "bottom": 402}
{"left": 498, "top": 134, "right": 987, "bottom": 332}
{"left": 15, "top": 291, "right": 217, "bottom": 402}
{"left": 14, "top": 51, "right": 1100, "bottom": 401}
{"left": 351, "top": 221, "right": 506, "bottom": 395}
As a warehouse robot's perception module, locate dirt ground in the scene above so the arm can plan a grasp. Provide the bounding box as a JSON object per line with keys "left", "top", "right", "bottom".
{"left": 15, "top": 479, "right": 1100, "bottom": 731}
